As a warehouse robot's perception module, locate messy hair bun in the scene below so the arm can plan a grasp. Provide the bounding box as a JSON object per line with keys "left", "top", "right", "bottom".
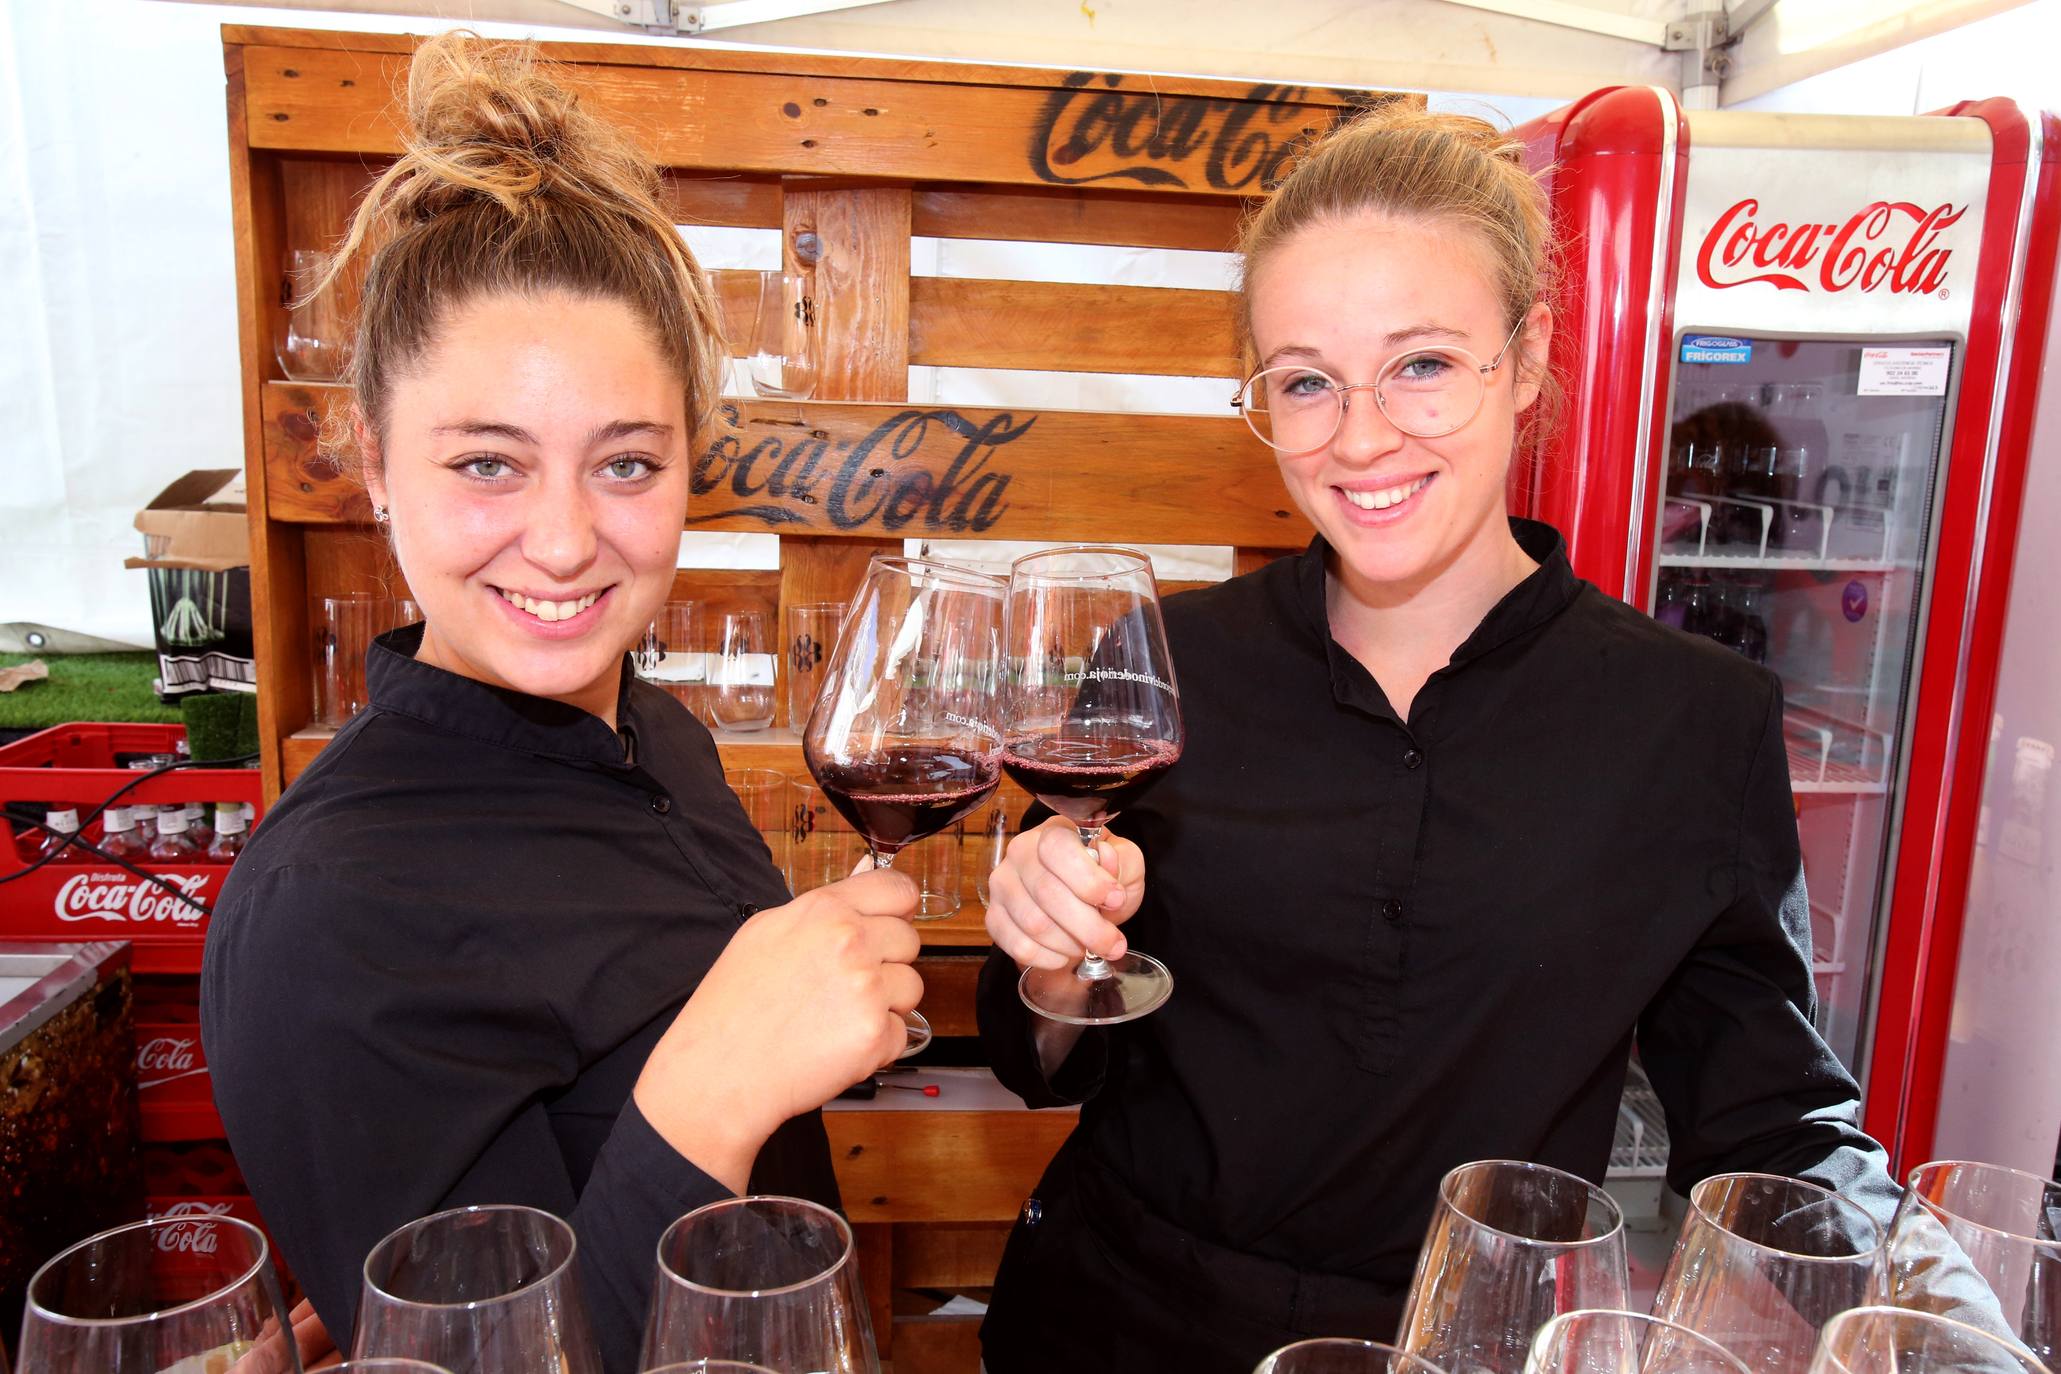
{"left": 323, "top": 31, "right": 725, "bottom": 465}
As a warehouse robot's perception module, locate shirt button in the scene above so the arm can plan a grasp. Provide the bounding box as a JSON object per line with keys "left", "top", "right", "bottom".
{"left": 1402, "top": 748, "right": 1424, "bottom": 770}
{"left": 1020, "top": 1197, "right": 1043, "bottom": 1227}
{"left": 1382, "top": 898, "right": 1405, "bottom": 922}
{"left": 649, "top": 793, "right": 672, "bottom": 815}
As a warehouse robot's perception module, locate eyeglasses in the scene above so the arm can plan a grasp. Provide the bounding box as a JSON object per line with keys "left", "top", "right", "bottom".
{"left": 1233, "top": 315, "right": 1528, "bottom": 452}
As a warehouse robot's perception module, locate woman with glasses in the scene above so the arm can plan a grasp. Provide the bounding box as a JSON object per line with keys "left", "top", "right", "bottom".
{"left": 975, "top": 105, "right": 1907, "bottom": 1371}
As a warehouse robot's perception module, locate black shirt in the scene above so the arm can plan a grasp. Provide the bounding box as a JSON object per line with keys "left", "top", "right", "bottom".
{"left": 201, "top": 625, "right": 835, "bottom": 1374}
{"left": 978, "top": 519, "right": 1899, "bottom": 1366}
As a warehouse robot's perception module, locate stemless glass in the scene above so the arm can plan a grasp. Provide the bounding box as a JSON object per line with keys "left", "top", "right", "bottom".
{"left": 745, "top": 270, "right": 818, "bottom": 400}
{"left": 17, "top": 1214, "right": 302, "bottom": 1374}
{"left": 802, "top": 556, "right": 1005, "bottom": 1056}
{"left": 785, "top": 601, "right": 846, "bottom": 732}
{"left": 1890, "top": 1160, "right": 2061, "bottom": 1362}
{"left": 1257, "top": 1339, "right": 1454, "bottom": 1374}
{"left": 352, "top": 1205, "right": 601, "bottom": 1374}
{"left": 314, "top": 593, "right": 379, "bottom": 726}
{"left": 907, "top": 821, "right": 964, "bottom": 921}
{"left": 1398, "top": 1160, "right": 1632, "bottom": 1374}
{"left": 640, "top": 1196, "right": 878, "bottom": 1374}
{"left": 638, "top": 601, "right": 708, "bottom": 719}
{"left": 1003, "top": 545, "right": 1184, "bottom": 1026}
{"left": 276, "top": 248, "right": 348, "bottom": 381}
{"left": 1808, "top": 1306, "right": 2049, "bottom": 1374}
{"left": 1525, "top": 1311, "right": 1754, "bottom": 1374}
{"left": 1651, "top": 1174, "right": 1887, "bottom": 1374}
{"left": 710, "top": 611, "right": 776, "bottom": 732}
{"left": 725, "top": 768, "right": 791, "bottom": 879}
{"left": 787, "top": 775, "right": 868, "bottom": 896}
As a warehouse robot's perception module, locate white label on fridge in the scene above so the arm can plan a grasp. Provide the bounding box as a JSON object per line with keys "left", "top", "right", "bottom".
{"left": 1857, "top": 346, "right": 1951, "bottom": 396}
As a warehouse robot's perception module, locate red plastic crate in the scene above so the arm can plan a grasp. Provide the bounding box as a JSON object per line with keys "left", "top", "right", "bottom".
{"left": 134, "top": 976, "right": 223, "bottom": 1141}
{"left": 0, "top": 723, "right": 262, "bottom": 973}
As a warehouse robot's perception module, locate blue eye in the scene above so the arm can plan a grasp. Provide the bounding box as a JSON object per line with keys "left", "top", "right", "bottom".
{"left": 1391, "top": 352, "right": 1457, "bottom": 385}
{"left": 459, "top": 456, "right": 509, "bottom": 480}
{"left": 605, "top": 456, "right": 654, "bottom": 481}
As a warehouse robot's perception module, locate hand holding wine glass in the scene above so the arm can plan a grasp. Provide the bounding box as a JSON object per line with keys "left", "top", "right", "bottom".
{"left": 1001, "top": 545, "right": 1183, "bottom": 1025}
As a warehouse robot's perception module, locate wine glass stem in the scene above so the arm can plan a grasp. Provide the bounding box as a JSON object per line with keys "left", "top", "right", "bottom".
{"left": 1076, "top": 824, "right": 1114, "bottom": 982}
{"left": 871, "top": 848, "right": 895, "bottom": 871}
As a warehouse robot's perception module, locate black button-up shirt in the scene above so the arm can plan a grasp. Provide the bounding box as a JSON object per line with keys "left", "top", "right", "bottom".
{"left": 979, "top": 519, "right": 1896, "bottom": 1367}
{"left": 201, "top": 625, "right": 833, "bottom": 1373}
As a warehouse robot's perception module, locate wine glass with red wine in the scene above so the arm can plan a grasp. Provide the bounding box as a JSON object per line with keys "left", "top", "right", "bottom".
{"left": 1002, "top": 545, "right": 1182, "bottom": 1025}
{"left": 803, "top": 556, "right": 1006, "bottom": 1056}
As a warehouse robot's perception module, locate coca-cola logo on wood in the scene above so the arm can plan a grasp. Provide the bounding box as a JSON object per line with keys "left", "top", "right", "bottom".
{"left": 55, "top": 873, "right": 208, "bottom": 925}
{"left": 1696, "top": 199, "right": 1967, "bottom": 295}
{"left": 693, "top": 407, "right": 1023, "bottom": 534}
{"left": 1029, "top": 73, "right": 1381, "bottom": 191}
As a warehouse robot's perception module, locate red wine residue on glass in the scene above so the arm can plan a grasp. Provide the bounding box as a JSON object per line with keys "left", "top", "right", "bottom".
{"left": 810, "top": 745, "right": 1000, "bottom": 855}
{"left": 1000, "top": 735, "right": 1181, "bottom": 827}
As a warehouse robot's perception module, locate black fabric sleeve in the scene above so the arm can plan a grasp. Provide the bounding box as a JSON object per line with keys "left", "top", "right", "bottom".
{"left": 975, "top": 797, "right": 1110, "bottom": 1108}
{"left": 200, "top": 862, "right": 729, "bottom": 1374}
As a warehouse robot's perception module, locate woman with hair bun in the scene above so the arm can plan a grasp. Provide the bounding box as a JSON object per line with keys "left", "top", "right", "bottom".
{"left": 201, "top": 34, "right": 922, "bottom": 1369}
{"left": 976, "top": 106, "right": 1910, "bottom": 1370}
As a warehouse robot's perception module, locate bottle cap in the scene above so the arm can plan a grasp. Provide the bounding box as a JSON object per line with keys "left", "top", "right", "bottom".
{"left": 104, "top": 806, "right": 135, "bottom": 832}
{"left": 157, "top": 809, "right": 189, "bottom": 835}
{"left": 46, "top": 808, "right": 79, "bottom": 834}
{"left": 215, "top": 808, "right": 248, "bottom": 836}
{"left": 185, "top": 801, "right": 206, "bottom": 819}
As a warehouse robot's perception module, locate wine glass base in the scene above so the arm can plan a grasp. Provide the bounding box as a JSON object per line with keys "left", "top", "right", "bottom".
{"left": 898, "top": 1009, "right": 931, "bottom": 1059}
{"left": 1019, "top": 951, "right": 1173, "bottom": 1026}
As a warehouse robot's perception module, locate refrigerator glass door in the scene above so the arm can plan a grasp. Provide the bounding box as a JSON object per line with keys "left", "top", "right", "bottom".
{"left": 1651, "top": 334, "right": 1957, "bottom": 1092}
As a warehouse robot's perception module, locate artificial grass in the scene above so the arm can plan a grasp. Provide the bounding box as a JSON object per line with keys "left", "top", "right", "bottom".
{"left": 0, "top": 652, "right": 184, "bottom": 728}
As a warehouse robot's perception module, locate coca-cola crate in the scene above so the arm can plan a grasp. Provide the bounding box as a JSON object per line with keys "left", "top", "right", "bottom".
{"left": 135, "top": 976, "right": 222, "bottom": 1141}
{"left": 145, "top": 1138, "right": 248, "bottom": 1197}
{"left": 143, "top": 1143, "right": 299, "bottom": 1305}
{"left": 0, "top": 723, "right": 262, "bottom": 973}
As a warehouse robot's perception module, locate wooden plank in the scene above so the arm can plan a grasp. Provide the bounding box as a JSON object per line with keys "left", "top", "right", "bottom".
{"left": 910, "top": 277, "right": 1240, "bottom": 378}
{"left": 664, "top": 172, "right": 782, "bottom": 229}
{"left": 853, "top": 1222, "right": 894, "bottom": 1367}
{"left": 826, "top": 1110, "right": 1074, "bottom": 1223}
{"left": 913, "top": 955, "right": 985, "bottom": 1038}
{"left": 264, "top": 383, "right": 1308, "bottom": 547}
{"left": 913, "top": 184, "right": 1245, "bottom": 252}
{"left": 243, "top": 45, "right": 1379, "bottom": 197}
{"left": 892, "top": 1222, "right": 1012, "bottom": 1290}
{"left": 225, "top": 25, "right": 1413, "bottom": 107}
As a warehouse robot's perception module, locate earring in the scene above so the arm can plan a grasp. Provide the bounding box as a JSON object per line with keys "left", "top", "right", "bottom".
{"left": 372, "top": 505, "right": 391, "bottom": 525}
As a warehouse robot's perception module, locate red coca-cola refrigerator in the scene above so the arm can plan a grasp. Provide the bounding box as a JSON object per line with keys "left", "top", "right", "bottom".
{"left": 1513, "top": 90, "right": 2060, "bottom": 1175}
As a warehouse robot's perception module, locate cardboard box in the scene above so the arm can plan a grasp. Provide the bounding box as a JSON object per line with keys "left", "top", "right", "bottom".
{"left": 124, "top": 471, "right": 255, "bottom": 700}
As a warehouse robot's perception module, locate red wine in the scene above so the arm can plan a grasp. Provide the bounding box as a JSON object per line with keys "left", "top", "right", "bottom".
{"left": 1001, "top": 735, "right": 1181, "bottom": 827}
{"left": 810, "top": 746, "right": 1000, "bottom": 855}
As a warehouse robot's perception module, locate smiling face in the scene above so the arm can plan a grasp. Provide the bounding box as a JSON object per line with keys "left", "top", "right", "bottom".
{"left": 1247, "top": 210, "right": 1549, "bottom": 607}
{"left": 364, "top": 289, "right": 690, "bottom": 722}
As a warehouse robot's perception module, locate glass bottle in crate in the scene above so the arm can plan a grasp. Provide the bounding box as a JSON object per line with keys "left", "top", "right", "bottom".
{"left": 148, "top": 806, "right": 201, "bottom": 862}
{"left": 183, "top": 800, "right": 215, "bottom": 850}
{"left": 32, "top": 808, "right": 85, "bottom": 864}
{"left": 208, "top": 804, "right": 248, "bottom": 862}
{"left": 100, "top": 806, "right": 149, "bottom": 862}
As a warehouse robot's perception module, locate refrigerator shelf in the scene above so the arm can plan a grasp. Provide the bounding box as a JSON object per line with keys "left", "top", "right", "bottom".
{"left": 1785, "top": 715, "right": 1891, "bottom": 796}
{"left": 1609, "top": 1059, "right": 1670, "bottom": 1179}
{"left": 1656, "top": 555, "right": 1906, "bottom": 574}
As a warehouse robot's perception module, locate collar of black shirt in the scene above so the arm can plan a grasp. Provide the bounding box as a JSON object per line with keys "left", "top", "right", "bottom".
{"left": 365, "top": 621, "right": 644, "bottom": 768}
{"left": 1293, "top": 516, "right": 1582, "bottom": 724}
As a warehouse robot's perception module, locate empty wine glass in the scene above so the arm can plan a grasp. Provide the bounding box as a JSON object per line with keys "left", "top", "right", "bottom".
{"left": 803, "top": 556, "right": 1005, "bottom": 1057}
{"left": 1398, "top": 1160, "right": 1631, "bottom": 1374}
{"left": 1651, "top": 1174, "right": 1887, "bottom": 1374}
{"left": 1807, "top": 1306, "right": 2048, "bottom": 1374}
{"left": 639, "top": 1196, "right": 878, "bottom": 1374}
{"left": 1889, "top": 1160, "right": 2061, "bottom": 1362}
{"left": 711, "top": 611, "right": 776, "bottom": 731}
{"left": 745, "top": 271, "right": 818, "bottom": 400}
{"left": 16, "top": 1214, "right": 302, "bottom": 1374}
{"left": 352, "top": 1204, "right": 601, "bottom": 1374}
{"left": 1003, "top": 545, "right": 1184, "bottom": 1026}
{"left": 1525, "top": 1311, "right": 1754, "bottom": 1374}
{"left": 1258, "top": 1339, "right": 1455, "bottom": 1374}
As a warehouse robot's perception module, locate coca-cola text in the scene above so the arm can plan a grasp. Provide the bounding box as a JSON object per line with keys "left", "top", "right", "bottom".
{"left": 1696, "top": 199, "right": 1966, "bottom": 295}
{"left": 55, "top": 872, "right": 209, "bottom": 925}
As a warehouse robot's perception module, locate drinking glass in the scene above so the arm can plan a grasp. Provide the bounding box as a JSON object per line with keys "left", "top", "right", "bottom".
{"left": 276, "top": 248, "right": 348, "bottom": 382}
{"left": 1525, "top": 1311, "right": 1754, "bottom": 1374}
{"left": 710, "top": 611, "right": 776, "bottom": 731}
{"left": 786, "top": 601, "right": 846, "bottom": 732}
{"left": 802, "top": 556, "right": 1004, "bottom": 1056}
{"left": 638, "top": 601, "right": 708, "bottom": 719}
{"left": 1807, "top": 1306, "right": 2048, "bottom": 1374}
{"left": 16, "top": 1214, "right": 301, "bottom": 1373}
{"left": 332, "top": 1363, "right": 456, "bottom": 1373}
{"left": 314, "top": 593, "right": 378, "bottom": 726}
{"left": 352, "top": 1204, "right": 601, "bottom": 1374}
{"left": 787, "top": 775, "right": 868, "bottom": 897}
{"left": 1651, "top": 1174, "right": 1887, "bottom": 1374}
{"left": 1257, "top": 1339, "right": 1454, "bottom": 1374}
{"left": 640, "top": 1196, "right": 878, "bottom": 1374}
{"left": 1399, "top": 1160, "right": 1630, "bottom": 1374}
{"left": 643, "top": 1364, "right": 776, "bottom": 1374}
{"left": 745, "top": 271, "right": 818, "bottom": 400}
{"left": 1889, "top": 1160, "right": 2061, "bottom": 1363}
{"left": 908, "top": 821, "right": 963, "bottom": 921}
{"left": 725, "top": 768, "right": 791, "bottom": 880}
{"left": 974, "top": 799, "right": 1009, "bottom": 908}
{"left": 1003, "top": 545, "right": 1183, "bottom": 1025}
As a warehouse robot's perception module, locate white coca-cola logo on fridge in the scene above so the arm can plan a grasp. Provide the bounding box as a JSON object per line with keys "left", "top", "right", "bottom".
{"left": 147, "top": 1200, "right": 235, "bottom": 1254}
{"left": 1696, "top": 198, "right": 1967, "bottom": 295}
{"left": 136, "top": 1035, "right": 208, "bottom": 1089}
{"left": 54, "top": 872, "right": 208, "bottom": 925}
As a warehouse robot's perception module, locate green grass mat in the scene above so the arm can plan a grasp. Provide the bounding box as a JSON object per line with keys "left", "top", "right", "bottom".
{"left": 0, "top": 652, "right": 185, "bottom": 728}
